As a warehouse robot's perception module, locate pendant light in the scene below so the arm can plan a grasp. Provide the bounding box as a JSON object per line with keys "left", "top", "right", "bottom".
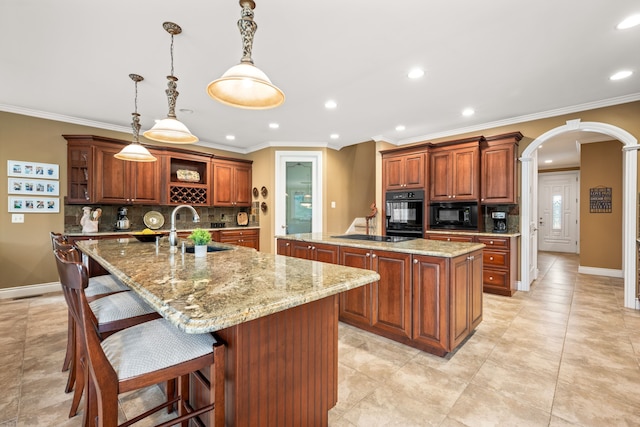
{"left": 114, "top": 74, "right": 157, "bottom": 162}
{"left": 143, "top": 22, "right": 198, "bottom": 144}
{"left": 207, "top": 0, "right": 285, "bottom": 109}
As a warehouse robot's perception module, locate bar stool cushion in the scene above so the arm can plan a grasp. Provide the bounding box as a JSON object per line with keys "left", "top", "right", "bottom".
{"left": 85, "top": 275, "right": 129, "bottom": 298}
{"left": 101, "top": 318, "right": 216, "bottom": 381}
{"left": 90, "top": 291, "right": 157, "bottom": 324}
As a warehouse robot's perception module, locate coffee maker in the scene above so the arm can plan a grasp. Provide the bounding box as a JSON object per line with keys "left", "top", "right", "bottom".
{"left": 491, "top": 211, "right": 507, "bottom": 233}
{"left": 116, "top": 207, "right": 130, "bottom": 230}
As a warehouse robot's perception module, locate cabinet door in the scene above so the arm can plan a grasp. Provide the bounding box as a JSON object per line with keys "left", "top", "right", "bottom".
{"left": 67, "top": 144, "right": 93, "bottom": 203}
{"left": 371, "top": 250, "right": 412, "bottom": 339}
{"left": 276, "top": 239, "right": 291, "bottom": 256}
{"left": 412, "top": 255, "right": 448, "bottom": 353}
{"left": 290, "top": 241, "right": 313, "bottom": 260}
{"left": 94, "top": 145, "right": 128, "bottom": 203}
{"left": 234, "top": 163, "right": 252, "bottom": 207}
{"left": 481, "top": 143, "right": 516, "bottom": 204}
{"left": 339, "top": 247, "right": 372, "bottom": 326}
{"left": 403, "top": 153, "right": 425, "bottom": 188}
{"left": 130, "top": 160, "right": 161, "bottom": 204}
{"left": 383, "top": 156, "right": 404, "bottom": 190}
{"left": 469, "top": 250, "right": 483, "bottom": 329}
{"left": 451, "top": 146, "right": 478, "bottom": 200}
{"left": 430, "top": 151, "right": 452, "bottom": 201}
{"left": 450, "top": 254, "right": 471, "bottom": 349}
{"left": 313, "top": 243, "right": 339, "bottom": 264}
{"left": 212, "top": 162, "right": 234, "bottom": 206}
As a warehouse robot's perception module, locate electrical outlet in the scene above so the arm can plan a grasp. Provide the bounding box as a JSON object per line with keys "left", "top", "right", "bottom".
{"left": 12, "top": 214, "right": 24, "bottom": 223}
{"left": 331, "top": 201, "right": 336, "bottom": 208}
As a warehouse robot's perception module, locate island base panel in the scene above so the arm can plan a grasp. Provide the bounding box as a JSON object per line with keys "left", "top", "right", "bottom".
{"left": 208, "top": 295, "right": 339, "bottom": 427}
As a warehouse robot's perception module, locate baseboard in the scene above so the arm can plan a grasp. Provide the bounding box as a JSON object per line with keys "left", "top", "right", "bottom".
{"left": 0, "top": 282, "right": 60, "bottom": 300}
{"left": 577, "top": 266, "right": 623, "bottom": 278}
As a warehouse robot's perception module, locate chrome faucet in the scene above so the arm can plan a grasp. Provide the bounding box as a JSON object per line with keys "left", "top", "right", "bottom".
{"left": 169, "top": 204, "right": 200, "bottom": 246}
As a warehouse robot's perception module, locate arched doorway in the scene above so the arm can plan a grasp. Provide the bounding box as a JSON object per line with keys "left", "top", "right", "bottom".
{"left": 520, "top": 119, "right": 639, "bottom": 309}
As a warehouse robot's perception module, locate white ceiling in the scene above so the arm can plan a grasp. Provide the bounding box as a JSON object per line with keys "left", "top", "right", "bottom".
{"left": 1, "top": 1, "right": 639, "bottom": 159}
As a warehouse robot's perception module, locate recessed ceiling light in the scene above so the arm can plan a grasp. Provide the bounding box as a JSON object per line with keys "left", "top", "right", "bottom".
{"left": 269, "top": 123, "right": 279, "bottom": 129}
{"left": 407, "top": 68, "right": 424, "bottom": 79}
{"left": 226, "top": 135, "right": 235, "bottom": 140}
{"left": 330, "top": 133, "right": 339, "bottom": 139}
{"left": 462, "top": 108, "right": 475, "bottom": 117}
{"left": 325, "top": 100, "right": 337, "bottom": 109}
{"left": 544, "top": 159, "right": 553, "bottom": 164}
{"left": 617, "top": 14, "right": 640, "bottom": 30}
{"left": 395, "top": 125, "right": 406, "bottom": 131}
{"left": 610, "top": 70, "right": 633, "bottom": 80}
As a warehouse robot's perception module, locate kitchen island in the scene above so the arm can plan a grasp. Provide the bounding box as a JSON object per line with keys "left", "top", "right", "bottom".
{"left": 277, "top": 233, "right": 485, "bottom": 357}
{"left": 75, "top": 238, "right": 380, "bottom": 427}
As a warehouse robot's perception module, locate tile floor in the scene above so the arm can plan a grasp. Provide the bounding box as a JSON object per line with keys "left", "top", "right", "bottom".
{"left": 1, "top": 252, "right": 640, "bottom": 426}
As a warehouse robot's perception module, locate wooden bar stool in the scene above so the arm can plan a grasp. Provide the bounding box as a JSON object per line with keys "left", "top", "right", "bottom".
{"left": 53, "top": 245, "right": 161, "bottom": 419}
{"left": 54, "top": 248, "right": 225, "bottom": 427}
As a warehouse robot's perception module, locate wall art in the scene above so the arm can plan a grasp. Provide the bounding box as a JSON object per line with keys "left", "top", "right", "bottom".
{"left": 8, "top": 196, "right": 60, "bottom": 213}
{"left": 7, "top": 160, "right": 59, "bottom": 179}
{"left": 8, "top": 178, "right": 60, "bottom": 196}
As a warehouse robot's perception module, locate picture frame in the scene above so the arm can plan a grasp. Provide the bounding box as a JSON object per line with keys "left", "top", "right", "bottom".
{"left": 8, "top": 178, "right": 59, "bottom": 196}
{"left": 8, "top": 196, "right": 60, "bottom": 213}
{"left": 7, "top": 160, "right": 59, "bottom": 179}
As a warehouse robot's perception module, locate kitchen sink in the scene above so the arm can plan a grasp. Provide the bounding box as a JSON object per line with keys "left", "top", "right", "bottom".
{"left": 184, "top": 245, "right": 232, "bottom": 253}
{"left": 331, "top": 234, "right": 417, "bottom": 243}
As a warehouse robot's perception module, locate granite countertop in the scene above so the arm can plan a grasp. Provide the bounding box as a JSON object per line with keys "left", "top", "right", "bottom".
{"left": 277, "top": 233, "right": 485, "bottom": 258}
{"left": 66, "top": 226, "right": 259, "bottom": 237}
{"left": 75, "top": 239, "right": 379, "bottom": 334}
{"left": 425, "top": 230, "right": 521, "bottom": 238}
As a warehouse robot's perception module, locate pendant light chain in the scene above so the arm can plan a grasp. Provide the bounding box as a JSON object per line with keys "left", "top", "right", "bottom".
{"left": 239, "top": 1, "right": 257, "bottom": 64}
{"left": 130, "top": 74, "right": 143, "bottom": 143}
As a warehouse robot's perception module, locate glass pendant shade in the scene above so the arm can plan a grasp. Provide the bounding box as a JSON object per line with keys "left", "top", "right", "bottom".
{"left": 207, "top": 62, "right": 284, "bottom": 109}
{"left": 207, "top": 0, "right": 284, "bottom": 110}
{"left": 144, "top": 117, "right": 199, "bottom": 144}
{"left": 114, "top": 143, "right": 156, "bottom": 162}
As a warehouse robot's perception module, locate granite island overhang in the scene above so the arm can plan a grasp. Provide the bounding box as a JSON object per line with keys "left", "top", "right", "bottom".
{"left": 75, "top": 238, "right": 380, "bottom": 426}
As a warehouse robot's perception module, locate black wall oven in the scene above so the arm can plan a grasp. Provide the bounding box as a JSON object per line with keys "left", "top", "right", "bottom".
{"left": 385, "top": 190, "right": 424, "bottom": 238}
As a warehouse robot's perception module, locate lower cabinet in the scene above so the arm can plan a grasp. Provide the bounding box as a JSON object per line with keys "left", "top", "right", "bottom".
{"left": 277, "top": 238, "right": 481, "bottom": 356}
{"left": 426, "top": 232, "right": 518, "bottom": 296}
{"left": 412, "top": 250, "right": 482, "bottom": 355}
{"left": 213, "top": 229, "right": 259, "bottom": 251}
{"left": 289, "top": 241, "right": 339, "bottom": 263}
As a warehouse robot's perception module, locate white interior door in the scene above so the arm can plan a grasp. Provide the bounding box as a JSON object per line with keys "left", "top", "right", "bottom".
{"left": 275, "top": 151, "right": 323, "bottom": 236}
{"left": 538, "top": 171, "right": 579, "bottom": 253}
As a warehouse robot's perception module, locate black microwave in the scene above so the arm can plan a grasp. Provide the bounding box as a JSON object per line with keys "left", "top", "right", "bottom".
{"left": 429, "top": 202, "right": 478, "bottom": 230}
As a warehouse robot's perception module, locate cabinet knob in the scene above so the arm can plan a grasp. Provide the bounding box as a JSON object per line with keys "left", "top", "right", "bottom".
{"left": 286, "top": 243, "right": 289, "bottom": 246}
{"left": 452, "top": 195, "right": 456, "bottom": 198}
{"left": 447, "top": 238, "right": 451, "bottom": 242}
{"left": 467, "top": 255, "right": 474, "bottom": 261}
{"left": 413, "top": 259, "right": 418, "bottom": 264}
{"left": 489, "top": 276, "right": 494, "bottom": 280}
{"left": 311, "top": 246, "right": 316, "bottom": 250}
{"left": 489, "top": 256, "right": 494, "bottom": 261}
{"left": 307, "top": 245, "right": 312, "bottom": 249}
{"left": 371, "top": 253, "right": 377, "bottom": 258}
{"left": 489, "top": 240, "right": 494, "bottom": 244}
{"left": 366, "top": 253, "right": 370, "bottom": 257}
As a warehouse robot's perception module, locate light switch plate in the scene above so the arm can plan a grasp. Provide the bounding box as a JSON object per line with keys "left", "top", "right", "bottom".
{"left": 331, "top": 201, "right": 336, "bottom": 208}
{"left": 12, "top": 214, "right": 24, "bottom": 223}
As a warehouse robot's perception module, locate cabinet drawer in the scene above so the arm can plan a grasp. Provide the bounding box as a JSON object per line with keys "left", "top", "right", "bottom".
{"left": 218, "top": 229, "right": 258, "bottom": 239}
{"left": 483, "top": 270, "right": 508, "bottom": 287}
{"left": 476, "top": 237, "right": 509, "bottom": 248}
{"left": 426, "top": 234, "right": 475, "bottom": 243}
{"left": 483, "top": 250, "right": 509, "bottom": 268}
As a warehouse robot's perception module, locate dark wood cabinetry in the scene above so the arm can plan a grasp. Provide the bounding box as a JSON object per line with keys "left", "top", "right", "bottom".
{"left": 212, "top": 158, "right": 252, "bottom": 207}
{"left": 412, "top": 250, "right": 482, "bottom": 354}
{"left": 476, "top": 235, "right": 518, "bottom": 296}
{"left": 430, "top": 140, "right": 480, "bottom": 202}
{"left": 289, "top": 241, "right": 339, "bottom": 263}
{"left": 94, "top": 143, "right": 162, "bottom": 204}
{"left": 480, "top": 132, "right": 522, "bottom": 204}
{"left": 166, "top": 153, "right": 211, "bottom": 206}
{"left": 382, "top": 151, "right": 426, "bottom": 191}
{"left": 277, "top": 237, "right": 482, "bottom": 356}
{"left": 67, "top": 142, "right": 93, "bottom": 203}
{"left": 213, "top": 228, "right": 260, "bottom": 251}
{"left": 425, "top": 232, "right": 519, "bottom": 296}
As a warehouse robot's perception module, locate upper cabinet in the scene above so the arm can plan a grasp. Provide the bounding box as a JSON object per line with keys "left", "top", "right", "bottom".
{"left": 166, "top": 152, "right": 211, "bottom": 206}
{"left": 382, "top": 150, "right": 426, "bottom": 191}
{"left": 94, "top": 143, "right": 162, "bottom": 204}
{"left": 480, "top": 132, "right": 522, "bottom": 204}
{"left": 212, "top": 158, "right": 253, "bottom": 207}
{"left": 65, "top": 135, "right": 162, "bottom": 205}
{"left": 429, "top": 139, "right": 481, "bottom": 202}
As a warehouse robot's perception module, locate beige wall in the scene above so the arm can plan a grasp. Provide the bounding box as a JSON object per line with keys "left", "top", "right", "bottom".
{"left": 580, "top": 140, "right": 623, "bottom": 269}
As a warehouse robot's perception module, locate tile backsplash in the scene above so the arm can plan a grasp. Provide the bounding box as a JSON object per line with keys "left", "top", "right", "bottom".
{"left": 64, "top": 204, "right": 259, "bottom": 233}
